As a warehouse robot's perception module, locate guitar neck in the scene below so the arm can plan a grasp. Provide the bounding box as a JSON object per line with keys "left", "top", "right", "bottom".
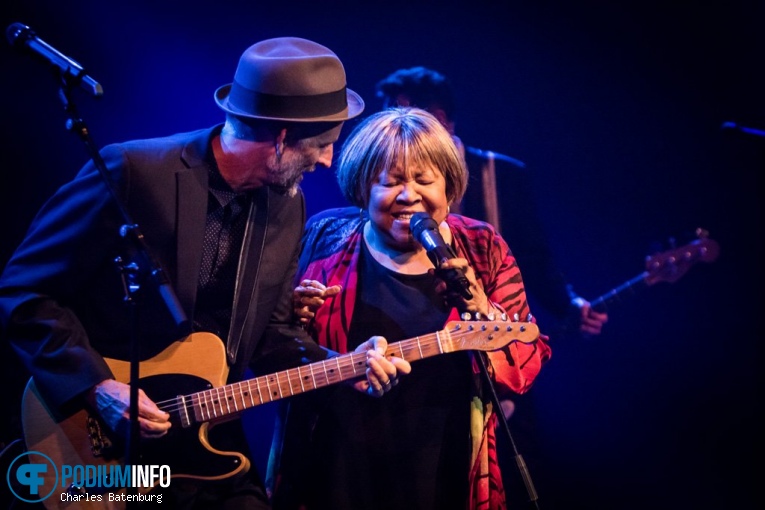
{"left": 590, "top": 272, "right": 649, "bottom": 313}
{"left": 588, "top": 235, "right": 720, "bottom": 314}
{"left": 185, "top": 328, "right": 455, "bottom": 425}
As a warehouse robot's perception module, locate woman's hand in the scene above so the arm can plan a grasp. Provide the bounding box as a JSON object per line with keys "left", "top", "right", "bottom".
{"left": 293, "top": 279, "right": 342, "bottom": 325}
{"left": 432, "top": 257, "right": 495, "bottom": 317}
{"left": 351, "top": 336, "right": 412, "bottom": 397}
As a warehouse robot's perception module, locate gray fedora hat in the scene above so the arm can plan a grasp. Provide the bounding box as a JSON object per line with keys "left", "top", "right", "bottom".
{"left": 215, "top": 37, "right": 364, "bottom": 122}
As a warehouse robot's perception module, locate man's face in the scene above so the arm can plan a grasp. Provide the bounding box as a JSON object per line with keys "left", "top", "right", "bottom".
{"left": 266, "top": 123, "right": 343, "bottom": 196}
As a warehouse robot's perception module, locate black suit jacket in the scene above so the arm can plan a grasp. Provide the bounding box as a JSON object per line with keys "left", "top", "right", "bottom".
{"left": 0, "top": 125, "right": 326, "bottom": 412}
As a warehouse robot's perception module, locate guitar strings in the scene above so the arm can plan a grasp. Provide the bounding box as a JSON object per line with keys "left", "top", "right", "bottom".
{"left": 151, "top": 328, "right": 449, "bottom": 415}
{"left": 152, "top": 324, "right": 528, "bottom": 418}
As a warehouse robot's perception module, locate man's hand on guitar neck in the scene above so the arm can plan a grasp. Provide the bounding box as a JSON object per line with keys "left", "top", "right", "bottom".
{"left": 86, "top": 379, "right": 171, "bottom": 438}
{"left": 572, "top": 297, "right": 609, "bottom": 337}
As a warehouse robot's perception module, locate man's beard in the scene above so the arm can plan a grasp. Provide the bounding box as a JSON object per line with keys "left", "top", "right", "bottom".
{"left": 265, "top": 151, "right": 313, "bottom": 197}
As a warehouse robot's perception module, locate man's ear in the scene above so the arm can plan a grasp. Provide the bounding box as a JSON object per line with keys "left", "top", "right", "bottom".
{"left": 275, "top": 128, "right": 288, "bottom": 155}
{"left": 273, "top": 128, "right": 288, "bottom": 159}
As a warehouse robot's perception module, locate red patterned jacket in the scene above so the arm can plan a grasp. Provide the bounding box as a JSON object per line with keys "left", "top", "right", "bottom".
{"left": 296, "top": 207, "right": 552, "bottom": 509}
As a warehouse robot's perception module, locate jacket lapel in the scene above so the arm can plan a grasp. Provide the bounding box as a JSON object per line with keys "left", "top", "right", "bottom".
{"left": 174, "top": 128, "right": 217, "bottom": 317}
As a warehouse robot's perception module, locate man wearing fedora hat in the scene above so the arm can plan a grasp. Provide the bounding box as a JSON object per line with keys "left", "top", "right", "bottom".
{"left": 0, "top": 36, "right": 410, "bottom": 508}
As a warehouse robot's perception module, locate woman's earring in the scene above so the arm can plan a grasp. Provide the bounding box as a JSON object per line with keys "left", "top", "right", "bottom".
{"left": 275, "top": 143, "right": 282, "bottom": 160}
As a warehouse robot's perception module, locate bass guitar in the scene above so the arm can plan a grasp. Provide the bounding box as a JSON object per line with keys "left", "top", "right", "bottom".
{"left": 590, "top": 229, "right": 720, "bottom": 312}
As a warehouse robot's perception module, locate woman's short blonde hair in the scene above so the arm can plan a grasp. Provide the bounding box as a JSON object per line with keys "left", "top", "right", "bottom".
{"left": 336, "top": 107, "right": 468, "bottom": 208}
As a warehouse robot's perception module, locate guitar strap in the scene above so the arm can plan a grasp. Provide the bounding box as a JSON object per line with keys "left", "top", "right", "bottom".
{"left": 227, "top": 186, "right": 269, "bottom": 366}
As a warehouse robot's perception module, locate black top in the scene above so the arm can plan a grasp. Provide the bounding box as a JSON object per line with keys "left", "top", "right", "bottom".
{"left": 303, "top": 240, "right": 473, "bottom": 510}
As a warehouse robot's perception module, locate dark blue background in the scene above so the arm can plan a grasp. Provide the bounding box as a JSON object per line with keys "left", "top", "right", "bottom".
{"left": 2, "top": 1, "right": 762, "bottom": 509}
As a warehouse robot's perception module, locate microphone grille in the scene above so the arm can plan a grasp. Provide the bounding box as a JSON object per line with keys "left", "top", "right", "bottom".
{"left": 410, "top": 212, "right": 438, "bottom": 239}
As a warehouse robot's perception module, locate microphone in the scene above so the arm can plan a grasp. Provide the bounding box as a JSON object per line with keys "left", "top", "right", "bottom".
{"left": 6, "top": 22, "right": 103, "bottom": 97}
{"left": 721, "top": 121, "right": 765, "bottom": 139}
{"left": 410, "top": 212, "right": 473, "bottom": 300}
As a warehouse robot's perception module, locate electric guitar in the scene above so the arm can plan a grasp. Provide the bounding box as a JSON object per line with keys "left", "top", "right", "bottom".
{"left": 590, "top": 229, "right": 720, "bottom": 313}
{"left": 21, "top": 320, "right": 538, "bottom": 509}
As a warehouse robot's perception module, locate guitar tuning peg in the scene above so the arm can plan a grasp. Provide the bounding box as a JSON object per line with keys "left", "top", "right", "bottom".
{"left": 461, "top": 312, "right": 472, "bottom": 321}
{"left": 487, "top": 311, "right": 496, "bottom": 321}
{"left": 526, "top": 313, "right": 533, "bottom": 322}
{"left": 512, "top": 313, "right": 520, "bottom": 322}
{"left": 500, "top": 313, "right": 508, "bottom": 322}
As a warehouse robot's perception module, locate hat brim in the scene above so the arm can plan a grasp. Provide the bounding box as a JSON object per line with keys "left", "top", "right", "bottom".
{"left": 214, "top": 84, "right": 364, "bottom": 123}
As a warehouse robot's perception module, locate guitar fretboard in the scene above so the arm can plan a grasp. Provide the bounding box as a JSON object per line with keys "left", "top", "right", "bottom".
{"left": 185, "top": 329, "right": 451, "bottom": 424}
{"left": 589, "top": 235, "right": 720, "bottom": 314}
{"left": 591, "top": 273, "right": 649, "bottom": 313}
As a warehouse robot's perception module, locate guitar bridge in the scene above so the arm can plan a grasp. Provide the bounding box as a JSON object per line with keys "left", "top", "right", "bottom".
{"left": 86, "top": 414, "right": 113, "bottom": 457}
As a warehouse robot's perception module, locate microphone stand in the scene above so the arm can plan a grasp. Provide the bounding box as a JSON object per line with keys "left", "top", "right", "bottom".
{"left": 471, "top": 315, "right": 541, "bottom": 510}
{"left": 56, "top": 71, "right": 188, "bottom": 502}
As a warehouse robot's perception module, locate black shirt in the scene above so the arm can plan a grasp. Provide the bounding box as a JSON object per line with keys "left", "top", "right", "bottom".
{"left": 304, "top": 239, "right": 473, "bottom": 510}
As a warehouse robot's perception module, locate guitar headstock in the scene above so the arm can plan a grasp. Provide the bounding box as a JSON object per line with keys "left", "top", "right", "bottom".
{"left": 443, "top": 320, "right": 540, "bottom": 353}
{"left": 644, "top": 229, "right": 720, "bottom": 286}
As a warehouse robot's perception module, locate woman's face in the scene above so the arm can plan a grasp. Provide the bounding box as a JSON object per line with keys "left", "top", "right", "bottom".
{"left": 367, "top": 162, "right": 449, "bottom": 252}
